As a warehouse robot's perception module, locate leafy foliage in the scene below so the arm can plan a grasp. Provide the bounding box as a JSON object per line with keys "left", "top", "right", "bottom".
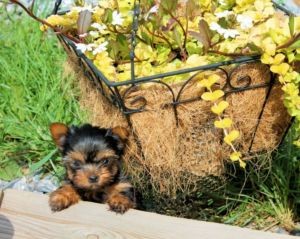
{"left": 40, "top": 0, "right": 298, "bottom": 82}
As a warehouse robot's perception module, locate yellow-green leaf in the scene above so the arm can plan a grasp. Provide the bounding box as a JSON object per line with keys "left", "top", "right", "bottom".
{"left": 211, "top": 101, "right": 229, "bottom": 115}
{"left": 230, "top": 151, "right": 241, "bottom": 161}
{"left": 199, "top": 74, "right": 220, "bottom": 89}
{"left": 201, "top": 90, "right": 224, "bottom": 101}
{"left": 294, "top": 140, "right": 300, "bottom": 147}
{"left": 214, "top": 118, "right": 232, "bottom": 129}
{"left": 261, "top": 53, "right": 273, "bottom": 64}
{"left": 239, "top": 159, "right": 246, "bottom": 169}
{"left": 261, "top": 53, "right": 285, "bottom": 65}
{"left": 262, "top": 38, "right": 276, "bottom": 56}
{"left": 208, "top": 74, "right": 220, "bottom": 84}
{"left": 273, "top": 54, "right": 285, "bottom": 65}
{"left": 282, "top": 71, "right": 299, "bottom": 83}
{"left": 224, "top": 130, "right": 240, "bottom": 145}
{"left": 282, "top": 83, "right": 299, "bottom": 97}
{"left": 270, "top": 63, "right": 290, "bottom": 75}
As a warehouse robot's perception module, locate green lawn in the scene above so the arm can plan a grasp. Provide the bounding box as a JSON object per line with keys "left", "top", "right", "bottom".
{"left": 0, "top": 12, "right": 86, "bottom": 180}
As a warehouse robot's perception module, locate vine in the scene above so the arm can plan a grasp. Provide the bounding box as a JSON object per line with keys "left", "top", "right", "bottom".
{"left": 200, "top": 74, "right": 244, "bottom": 167}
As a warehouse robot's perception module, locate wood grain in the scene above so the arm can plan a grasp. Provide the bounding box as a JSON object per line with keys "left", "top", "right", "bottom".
{"left": 0, "top": 189, "right": 295, "bottom": 239}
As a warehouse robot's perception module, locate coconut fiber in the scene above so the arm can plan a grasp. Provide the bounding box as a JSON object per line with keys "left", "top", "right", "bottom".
{"left": 63, "top": 55, "right": 291, "bottom": 198}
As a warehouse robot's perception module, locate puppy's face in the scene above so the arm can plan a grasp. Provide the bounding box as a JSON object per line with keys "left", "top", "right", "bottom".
{"left": 50, "top": 123, "right": 128, "bottom": 190}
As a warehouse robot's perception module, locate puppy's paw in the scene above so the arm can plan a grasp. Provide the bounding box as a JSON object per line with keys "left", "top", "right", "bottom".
{"left": 107, "top": 195, "right": 134, "bottom": 214}
{"left": 49, "top": 192, "right": 71, "bottom": 212}
{"left": 49, "top": 185, "right": 80, "bottom": 212}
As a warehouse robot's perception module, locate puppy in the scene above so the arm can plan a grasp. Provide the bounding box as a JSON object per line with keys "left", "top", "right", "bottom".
{"left": 48, "top": 123, "right": 135, "bottom": 214}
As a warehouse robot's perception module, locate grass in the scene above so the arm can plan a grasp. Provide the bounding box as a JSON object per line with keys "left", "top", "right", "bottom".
{"left": 221, "top": 128, "right": 300, "bottom": 230}
{"left": 0, "top": 7, "right": 86, "bottom": 180}
{"left": 0, "top": 2, "right": 300, "bottom": 232}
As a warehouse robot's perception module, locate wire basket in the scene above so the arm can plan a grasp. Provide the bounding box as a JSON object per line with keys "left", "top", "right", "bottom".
{"left": 51, "top": 0, "right": 293, "bottom": 197}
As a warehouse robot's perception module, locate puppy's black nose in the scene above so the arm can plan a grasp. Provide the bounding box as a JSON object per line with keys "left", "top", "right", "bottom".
{"left": 89, "top": 175, "right": 99, "bottom": 183}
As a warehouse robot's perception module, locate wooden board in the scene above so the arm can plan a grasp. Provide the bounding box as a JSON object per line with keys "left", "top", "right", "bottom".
{"left": 0, "top": 189, "right": 295, "bottom": 239}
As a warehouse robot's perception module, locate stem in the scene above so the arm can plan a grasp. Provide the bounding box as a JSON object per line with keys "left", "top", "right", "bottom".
{"left": 208, "top": 87, "right": 237, "bottom": 153}
{"left": 184, "top": 4, "right": 188, "bottom": 52}
{"left": 208, "top": 50, "right": 256, "bottom": 57}
{"left": 213, "top": 101, "right": 237, "bottom": 152}
{"left": 9, "top": 0, "right": 80, "bottom": 43}
{"left": 143, "top": 25, "right": 174, "bottom": 50}
{"left": 277, "top": 33, "right": 300, "bottom": 50}
{"left": 135, "top": 35, "right": 148, "bottom": 45}
{"left": 114, "top": 0, "right": 119, "bottom": 12}
{"left": 116, "top": 59, "right": 143, "bottom": 65}
{"left": 29, "top": 0, "right": 35, "bottom": 12}
{"left": 162, "top": 6, "right": 187, "bottom": 49}
{"left": 108, "top": 25, "right": 130, "bottom": 35}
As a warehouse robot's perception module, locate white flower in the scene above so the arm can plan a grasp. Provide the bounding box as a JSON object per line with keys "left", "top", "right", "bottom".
{"left": 210, "top": 22, "right": 222, "bottom": 31}
{"left": 92, "top": 41, "right": 108, "bottom": 55}
{"left": 223, "top": 29, "right": 239, "bottom": 39}
{"left": 98, "top": 0, "right": 111, "bottom": 8}
{"left": 75, "top": 43, "right": 96, "bottom": 53}
{"left": 79, "top": 33, "right": 88, "bottom": 38}
{"left": 89, "top": 31, "right": 99, "bottom": 38}
{"left": 91, "top": 23, "right": 107, "bottom": 32}
{"left": 236, "top": 14, "right": 253, "bottom": 30}
{"left": 144, "top": 5, "right": 159, "bottom": 20}
{"left": 149, "top": 5, "right": 159, "bottom": 14}
{"left": 215, "top": 10, "right": 233, "bottom": 18}
{"left": 112, "top": 11, "right": 124, "bottom": 25}
{"left": 72, "top": 5, "right": 95, "bottom": 13}
{"left": 219, "top": 0, "right": 226, "bottom": 6}
{"left": 218, "top": 27, "right": 226, "bottom": 35}
{"left": 210, "top": 22, "right": 239, "bottom": 39}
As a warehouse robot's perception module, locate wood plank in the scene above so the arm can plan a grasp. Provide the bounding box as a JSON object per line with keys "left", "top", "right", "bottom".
{"left": 0, "top": 189, "right": 295, "bottom": 239}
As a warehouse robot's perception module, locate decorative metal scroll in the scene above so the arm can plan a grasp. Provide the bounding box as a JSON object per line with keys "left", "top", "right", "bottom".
{"left": 53, "top": 0, "right": 292, "bottom": 154}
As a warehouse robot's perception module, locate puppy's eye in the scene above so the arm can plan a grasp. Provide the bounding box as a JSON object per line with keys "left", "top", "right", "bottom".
{"left": 71, "top": 160, "right": 82, "bottom": 169}
{"left": 102, "top": 158, "right": 110, "bottom": 165}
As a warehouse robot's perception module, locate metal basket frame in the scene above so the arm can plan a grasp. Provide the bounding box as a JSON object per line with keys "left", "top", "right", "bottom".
{"left": 52, "top": 0, "right": 293, "bottom": 154}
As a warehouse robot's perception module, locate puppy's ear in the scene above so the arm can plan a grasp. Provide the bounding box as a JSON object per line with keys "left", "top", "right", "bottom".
{"left": 49, "top": 123, "right": 69, "bottom": 150}
{"left": 111, "top": 126, "right": 129, "bottom": 142}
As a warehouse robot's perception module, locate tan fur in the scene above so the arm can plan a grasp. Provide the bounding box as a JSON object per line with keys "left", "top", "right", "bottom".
{"left": 49, "top": 184, "right": 80, "bottom": 211}
{"left": 112, "top": 126, "right": 129, "bottom": 142}
{"left": 49, "top": 123, "right": 68, "bottom": 149}
{"left": 72, "top": 170, "right": 91, "bottom": 189}
{"left": 96, "top": 149, "right": 116, "bottom": 160}
{"left": 105, "top": 182, "right": 135, "bottom": 214}
{"left": 67, "top": 151, "right": 85, "bottom": 162}
{"left": 293, "top": 0, "right": 300, "bottom": 6}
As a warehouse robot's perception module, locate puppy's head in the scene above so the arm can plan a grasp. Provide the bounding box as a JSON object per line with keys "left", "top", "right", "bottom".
{"left": 50, "top": 123, "right": 129, "bottom": 190}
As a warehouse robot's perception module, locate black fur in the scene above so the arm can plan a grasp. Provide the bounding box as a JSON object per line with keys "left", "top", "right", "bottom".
{"left": 61, "top": 124, "right": 125, "bottom": 156}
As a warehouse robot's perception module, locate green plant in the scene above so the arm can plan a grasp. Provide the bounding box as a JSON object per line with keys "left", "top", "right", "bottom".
{"left": 257, "top": 129, "right": 300, "bottom": 230}
{"left": 0, "top": 10, "right": 86, "bottom": 180}
{"left": 220, "top": 127, "right": 300, "bottom": 230}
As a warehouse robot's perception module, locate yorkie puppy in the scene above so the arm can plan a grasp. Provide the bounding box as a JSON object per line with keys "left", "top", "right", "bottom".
{"left": 48, "top": 123, "right": 135, "bottom": 214}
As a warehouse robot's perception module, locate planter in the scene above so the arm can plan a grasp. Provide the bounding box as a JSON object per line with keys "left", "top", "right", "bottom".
{"left": 53, "top": 1, "right": 292, "bottom": 200}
